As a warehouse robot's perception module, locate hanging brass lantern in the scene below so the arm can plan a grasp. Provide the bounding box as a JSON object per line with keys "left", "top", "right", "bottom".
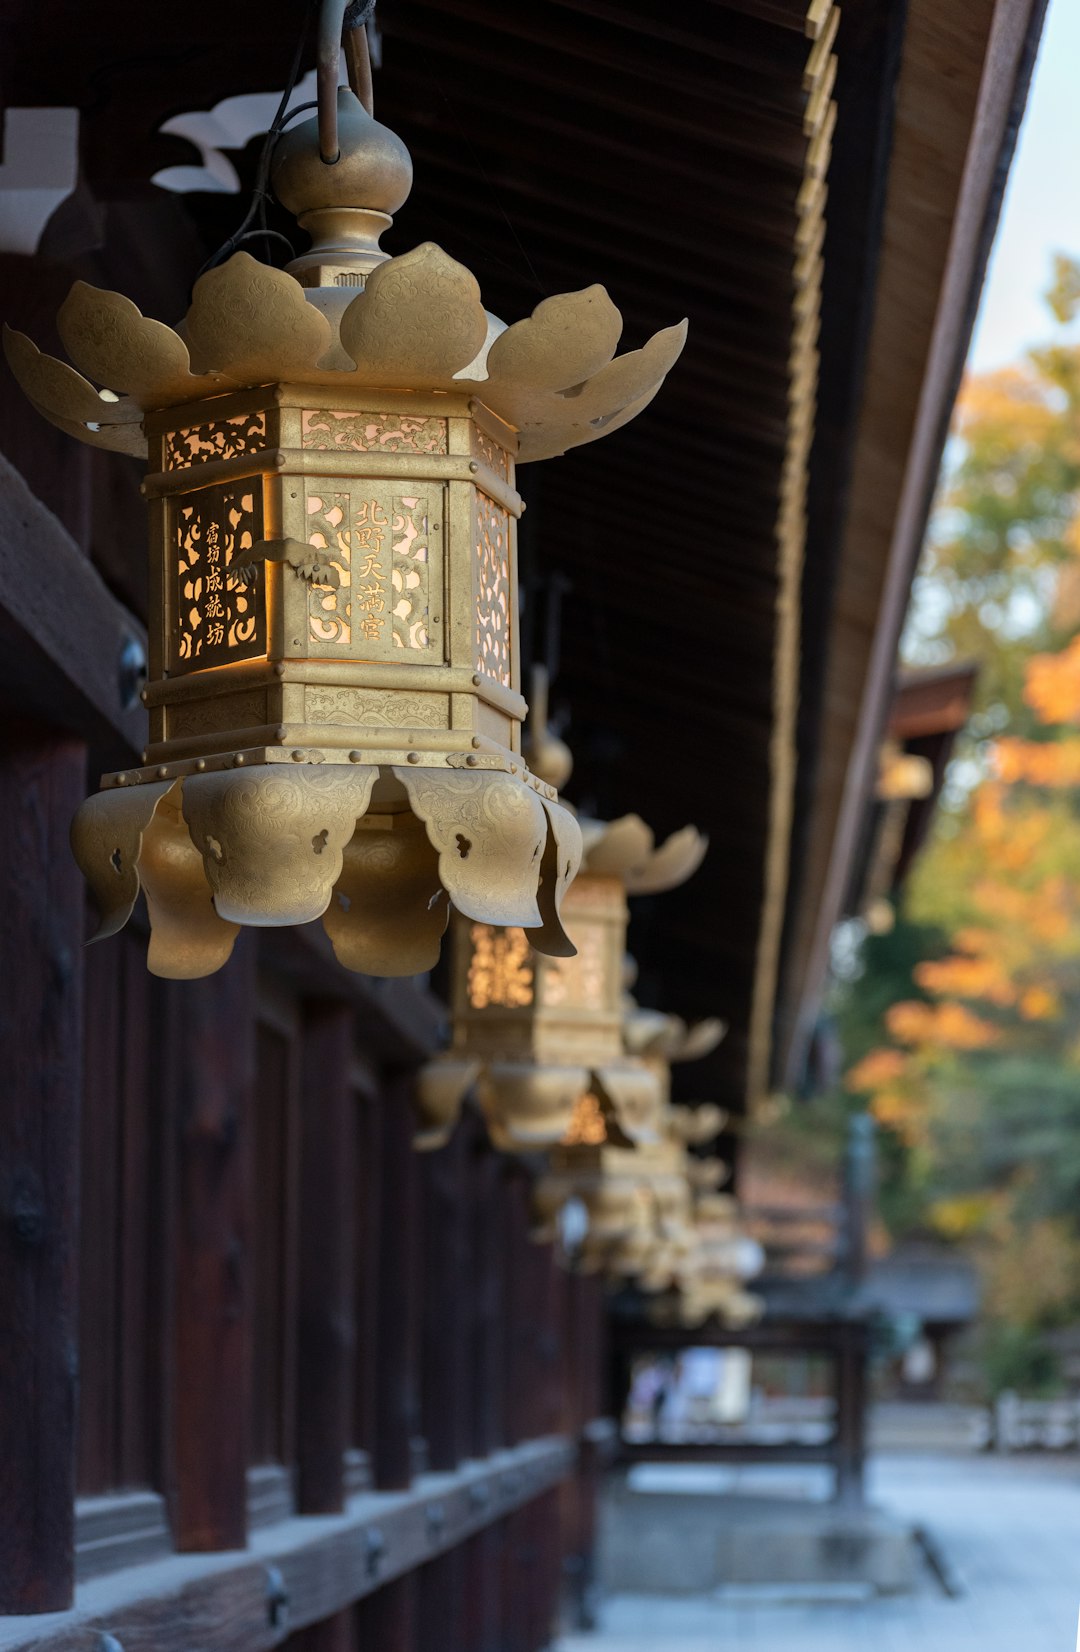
{"left": 539, "top": 995, "right": 731, "bottom": 1283}
{"left": 415, "top": 808, "right": 707, "bottom": 1148}
{"left": 645, "top": 1193, "right": 765, "bottom": 1330}
{"left": 3, "top": 21, "right": 686, "bottom": 979}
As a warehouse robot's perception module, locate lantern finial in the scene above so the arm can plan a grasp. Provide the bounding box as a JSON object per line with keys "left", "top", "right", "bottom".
{"left": 272, "top": 87, "right": 414, "bottom": 288}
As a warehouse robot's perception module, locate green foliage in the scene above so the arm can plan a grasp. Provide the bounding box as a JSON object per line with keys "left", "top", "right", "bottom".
{"left": 980, "top": 1322, "right": 1061, "bottom": 1399}
{"left": 820, "top": 257, "right": 1080, "bottom": 1392}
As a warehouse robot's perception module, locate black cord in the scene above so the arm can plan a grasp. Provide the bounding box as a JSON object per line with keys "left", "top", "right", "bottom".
{"left": 278, "top": 99, "right": 319, "bottom": 130}
{"left": 195, "top": 1, "right": 318, "bottom": 279}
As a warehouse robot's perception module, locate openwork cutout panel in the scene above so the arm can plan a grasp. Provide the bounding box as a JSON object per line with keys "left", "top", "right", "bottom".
{"left": 172, "top": 481, "right": 264, "bottom": 671}
{"left": 563, "top": 1091, "right": 607, "bottom": 1146}
{"left": 467, "top": 924, "right": 534, "bottom": 1009}
{"left": 474, "top": 493, "right": 512, "bottom": 687}
{"left": 305, "top": 482, "right": 441, "bottom": 660}
{"left": 540, "top": 920, "right": 609, "bottom": 1012}
{"left": 301, "top": 408, "right": 448, "bottom": 454}
{"left": 473, "top": 425, "right": 511, "bottom": 482}
{"left": 165, "top": 411, "right": 267, "bottom": 468}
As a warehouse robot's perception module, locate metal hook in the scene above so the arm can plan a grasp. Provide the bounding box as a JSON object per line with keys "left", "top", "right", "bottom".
{"left": 317, "top": 0, "right": 375, "bottom": 163}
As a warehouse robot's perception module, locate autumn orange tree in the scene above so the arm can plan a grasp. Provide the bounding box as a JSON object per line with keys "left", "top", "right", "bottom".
{"left": 836, "top": 257, "right": 1080, "bottom": 1387}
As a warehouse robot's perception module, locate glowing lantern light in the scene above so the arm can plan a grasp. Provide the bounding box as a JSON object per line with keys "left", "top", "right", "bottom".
{"left": 415, "top": 808, "right": 708, "bottom": 1149}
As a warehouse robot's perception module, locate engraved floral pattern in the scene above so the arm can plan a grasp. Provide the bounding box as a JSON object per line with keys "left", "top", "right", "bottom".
{"left": 181, "top": 766, "right": 377, "bottom": 926}
{"left": 301, "top": 408, "right": 448, "bottom": 454}
{"left": 474, "top": 493, "right": 511, "bottom": 686}
{"left": 394, "top": 767, "right": 547, "bottom": 929}
{"left": 304, "top": 687, "right": 446, "bottom": 728}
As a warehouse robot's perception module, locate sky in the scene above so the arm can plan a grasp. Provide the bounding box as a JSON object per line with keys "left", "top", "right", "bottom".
{"left": 968, "top": 0, "right": 1080, "bottom": 372}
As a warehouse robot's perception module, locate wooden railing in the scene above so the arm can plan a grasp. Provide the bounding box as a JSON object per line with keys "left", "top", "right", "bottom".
{"left": 609, "top": 1116, "right": 879, "bottom": 1508}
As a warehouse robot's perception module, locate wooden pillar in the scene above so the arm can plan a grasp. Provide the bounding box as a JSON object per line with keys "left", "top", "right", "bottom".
{"left": 834, "top": 1321, "right": 869, "bottom": 1508}
{"left": 416, "top": 1549, "right": 464, "bottom": 1652}
{"left": 297, "top": 1002, "right": 357, "bottom": 1514}
{"left": 293, "top": 1608, "right": 355, "bottom": 1652}
{"left": 421, "top": 1122, "right": 468, "bottom": 1473}
{"left": 470, "top": 1143, "right": 505, "bottom": 1459}
{"left": 357, "top": 1575, "right": 415, "bottom": 1652}
{"left": 371, "top": 1076, "right": 421, "bottom": 1491}
{"left": 0, "top": 727, "right": 84, "bottom": 1611}
{"left": 502, "top": 1170, "right": 534, "bottom": 1449}
{"left": 353, "top": 1080, "right": 383, "bottom": 1462}
{"left": 168, "top": 935, "right": 256, "bottom": 1551}
{"left": 462, "top": 1526, "right": 502, "bottom": 1652}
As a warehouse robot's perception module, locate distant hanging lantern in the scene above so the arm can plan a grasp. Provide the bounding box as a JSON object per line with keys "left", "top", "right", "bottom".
{"left": 415, "top": 801, "right": 708, "bottom": 1149}
{"left": 544, "top": 1012, "right": 728, "bottom": 1282}
{"left": 646, "top": 1194, "right": 765, "bottom": 1330}
{"left": 3, "top": 3, "right": 686, "bottom": 979}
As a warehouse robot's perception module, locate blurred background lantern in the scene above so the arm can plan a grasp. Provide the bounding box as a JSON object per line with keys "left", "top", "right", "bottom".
{"left": 3, "top": 4, "right": 685, "bottom": 980}
{"left": 646, "top": 1194, "right": 766, "bottom": 1331}
{"left": 415, "top": 725, "right": 707, "bottom": 1149}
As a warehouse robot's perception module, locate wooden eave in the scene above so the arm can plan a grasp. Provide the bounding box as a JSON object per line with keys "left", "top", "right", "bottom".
{"left": 0, "top": 0, "right": 1040, "bottom": 1121}
{"left": 773, "top": 0, "right": 1048, "bottom": 1094}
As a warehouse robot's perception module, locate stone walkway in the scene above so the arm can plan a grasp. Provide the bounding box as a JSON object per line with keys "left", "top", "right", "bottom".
{"left": 559, "top": 1453, "right": 1080, "bottom": 1651}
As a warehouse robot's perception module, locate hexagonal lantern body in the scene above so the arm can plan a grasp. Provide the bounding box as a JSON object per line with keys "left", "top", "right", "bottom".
{"left": 417, "top": 810, "right": 709, "bottom": 1150}
{"left": 143, "top": 386, "right": 525, "bottom": 774}
{"left": 454, "top": 873, "right": 625, "bottom": 1067}
{"left": 419, "top": 869, "right": 663, "bottom": 1150}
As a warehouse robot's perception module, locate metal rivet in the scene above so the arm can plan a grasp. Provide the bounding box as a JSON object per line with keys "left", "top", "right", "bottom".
{"left": 274, "top": 663, "right": 286, "bottom": 677}
{"left": 156, "top": 766, "right": 169, "bottom": 779}
{"left": 469, "top": 460, "right": 479, "bottom": 473}
{"left": 139, "top": 688, "right": 149, "bottom": 705}
{"left": 348, "top": 750, "right": 363, "bottom": 763}
{"left": 275, "top": 453, "right": 287, "bottom": 468}
{"left": 407, "top": 751, "right": 420, "bottom": 764}
{"left": 234, "top": 753, "right": 246, "bottom": 767}
{"left": 472, "top": 736, "right": 481, "bottom": 749}
{"left": 465, "top": 754, "right": 479, "bottom": 767}
{"left": 264, "top": 1565, "right": 290, "bottom": 1632}
{"left": 141, "top": 749, "right": 149, "bottom": 762}
{"left": 275, "top": 725, "right": 287, "bottom": 740}
{"left": 116, "top": 773, "right": 128, "bottom": 785}
{"left": 364, "top": 1526, "right": 386, "bottom": 1578}
{"left": 195, "top": 759, "right": 207, "bottom": 772}
{"left": 471, "top": 673, "right": 482, "bottom": 687}
{"left": 291, "top": 749, "right": 305, "bottom": 762}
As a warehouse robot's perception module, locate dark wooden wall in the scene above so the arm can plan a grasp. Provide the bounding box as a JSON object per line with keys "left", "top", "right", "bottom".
{"left": 0, "top": 267, "right": 607, "bottom": 1652}
{"left": 0, "top": 790, "right": 607, "bottom": 1643}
